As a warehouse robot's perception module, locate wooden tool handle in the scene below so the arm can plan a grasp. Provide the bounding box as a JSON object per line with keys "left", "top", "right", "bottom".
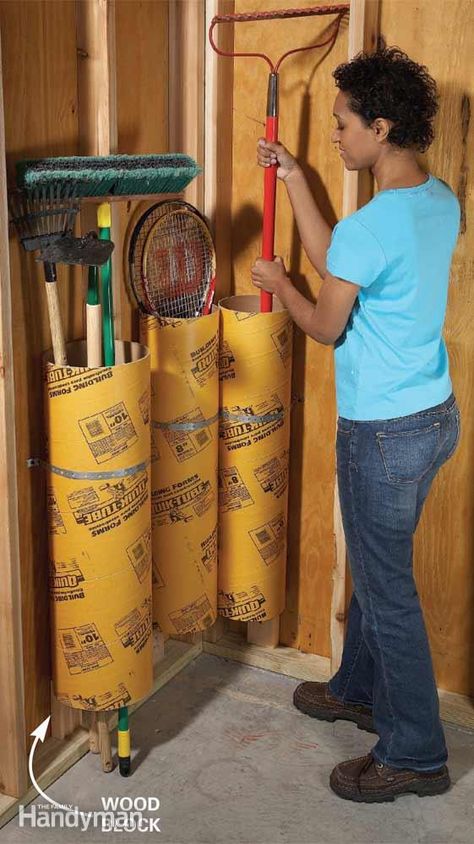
{"left": 97, "top": 711, "right": 113, "bottom": 773}
{"left": 89, "top": 711, "right": 100, "bottom": 754}
{"left": 44, "top": 280, "right": 67, "bottom": 365}
{"left": 86, "top": 303, "right": 103, "bottom": 367}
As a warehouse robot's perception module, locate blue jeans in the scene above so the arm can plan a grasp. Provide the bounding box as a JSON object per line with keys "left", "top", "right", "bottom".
{"left": 328, "top": 393, "right": 461, "bottom": 772}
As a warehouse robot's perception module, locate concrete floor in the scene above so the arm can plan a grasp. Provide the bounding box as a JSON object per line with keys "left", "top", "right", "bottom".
{"left": 3, "top": 653, "right": 474, "bottom": 844}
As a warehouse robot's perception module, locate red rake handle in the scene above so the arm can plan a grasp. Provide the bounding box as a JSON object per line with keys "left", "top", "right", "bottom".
{"left": 261, "top": 72, "right": 279, "bottom": 313}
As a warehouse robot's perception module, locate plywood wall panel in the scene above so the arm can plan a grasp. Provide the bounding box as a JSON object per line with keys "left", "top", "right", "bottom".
{"left": 116, "top": 0, "right": 169, "bottom": 157}
{"left": 379, "top": 0, "right": 474, "bottom": 696}
{"left": 0, "top": 0, "right": 81, "bottom": 742}
{"left": 230, "top": 1, "right": 350, "bottom": 656}
{"left": 115, "top": 0, "right": 170, "bottom": 342}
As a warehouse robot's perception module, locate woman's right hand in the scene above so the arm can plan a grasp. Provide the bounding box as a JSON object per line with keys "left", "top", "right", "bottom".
{"left": 257, "top": 139, "right": 299, "bottom": 182}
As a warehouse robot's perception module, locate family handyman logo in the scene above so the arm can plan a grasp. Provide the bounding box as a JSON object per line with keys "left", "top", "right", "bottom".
{"left": 19, "top": 796, "right": 161, "bottom": 833}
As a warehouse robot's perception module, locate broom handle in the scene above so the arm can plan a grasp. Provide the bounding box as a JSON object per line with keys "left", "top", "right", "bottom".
{"left": 87, "top": 265, "right": 102, "bottom": 367}
{"left": 44, "top": 263, "right": 68, "bottom": 365}
{"left": 261, "top": 72, "right": 279, "bottom": 314}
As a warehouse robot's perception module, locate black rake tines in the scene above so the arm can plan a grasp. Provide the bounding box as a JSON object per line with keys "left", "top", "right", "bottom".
{"left": 8, "top": 183, "right": 80, "bottom": 252}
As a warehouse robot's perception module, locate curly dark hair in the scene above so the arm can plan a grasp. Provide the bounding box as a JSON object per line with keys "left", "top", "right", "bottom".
{"left": 332, "top": 43, "right": 439, "bottom": 152}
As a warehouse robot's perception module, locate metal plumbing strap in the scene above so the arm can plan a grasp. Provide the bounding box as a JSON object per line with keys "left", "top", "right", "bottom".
{"left": 152, "top": 413, "right": 220, "bottom": 433}
{"left": 220, "top": 409, "right": 285, "bottom": 424}
{"left": 27, "top": 457, "right": 149, "bottom": 481}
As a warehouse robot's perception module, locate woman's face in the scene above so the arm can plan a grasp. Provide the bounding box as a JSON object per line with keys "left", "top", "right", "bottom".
{"left": 331, "top": 90, "right": 383, "bottom": 170}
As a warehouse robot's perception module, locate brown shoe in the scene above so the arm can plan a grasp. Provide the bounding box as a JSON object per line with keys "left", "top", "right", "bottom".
{"left": 330, "top": 753, "right": 451, "bottom": 803}
{"left": 293, "top": 681, "right": 376, "bottom": 733}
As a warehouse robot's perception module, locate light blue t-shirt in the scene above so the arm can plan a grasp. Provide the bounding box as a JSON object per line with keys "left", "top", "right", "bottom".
{"left": 326, "top": 174, "right": 460, "bottom": 420}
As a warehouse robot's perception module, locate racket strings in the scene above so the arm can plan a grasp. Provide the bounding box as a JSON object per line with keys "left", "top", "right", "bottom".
{"left": 143, "top": 209, "right": 214, "bottom": 319}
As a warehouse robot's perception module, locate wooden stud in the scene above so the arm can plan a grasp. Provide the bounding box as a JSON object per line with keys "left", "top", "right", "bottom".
{"left": 75, "top": 0, "right": 121, "bottom": 340}
{"left": 152, "top": 625, "right": 166, "bottom": 667}
{"left": 0, "top": 27, "right": 28, "bottom": 800}
{"left": 169, "top": 0, "right": 205, "bottom": 209}
{"left": 204, "top": 0, "right": 235, "bottom": 298}
{"left": 330, "top": 0, "right": 380, "bottom": 674}
{"left": 172, "top": 632, "right": 203, "bottom": 646}
{"left": 203, "top": 616, "right": 226, "bottom": 644}
{"left": 50, "top": 685, "right": 82, "bottom": 741}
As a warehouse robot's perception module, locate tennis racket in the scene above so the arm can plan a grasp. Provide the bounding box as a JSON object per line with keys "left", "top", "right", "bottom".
{"left": 128, "top": 201, "right": 216, "bottom": 318}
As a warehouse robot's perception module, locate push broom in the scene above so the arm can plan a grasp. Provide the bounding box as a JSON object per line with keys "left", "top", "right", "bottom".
{"left": 16, "top": 153, "right": 200, "bottom": 777}
{"left": 209, "top": 3, "right": 349, "bottom": 312}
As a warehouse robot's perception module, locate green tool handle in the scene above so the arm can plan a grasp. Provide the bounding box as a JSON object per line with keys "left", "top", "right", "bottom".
{"left": 98, "top": 203, "right": 115, "bottom": 367}
{"left": 100, "top": 236, "right": 114, "bottom": 366}
{"left": 87, "top": 265, "right": 99, "bottom": 306}
{"left": 118, "top": 705, "right": 131, "bottom": 777}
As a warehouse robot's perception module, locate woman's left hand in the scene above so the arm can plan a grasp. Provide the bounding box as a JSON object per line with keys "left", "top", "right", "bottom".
{"left": 250, "top": 256, "right": 290, "bottom": 297}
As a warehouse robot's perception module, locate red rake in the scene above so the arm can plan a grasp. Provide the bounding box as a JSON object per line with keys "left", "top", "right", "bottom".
{"left": 209, "top": 4, "right": 349, "bottom": 312}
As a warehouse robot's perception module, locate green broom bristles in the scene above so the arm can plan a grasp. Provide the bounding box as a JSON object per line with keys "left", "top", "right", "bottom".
{"left": 16, "top": 154, "right": 201, "bottom": 198}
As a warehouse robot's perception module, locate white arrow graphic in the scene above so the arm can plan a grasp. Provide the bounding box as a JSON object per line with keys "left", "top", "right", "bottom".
{"left": 28, "top": 716, "right": 89, "bottom": 820}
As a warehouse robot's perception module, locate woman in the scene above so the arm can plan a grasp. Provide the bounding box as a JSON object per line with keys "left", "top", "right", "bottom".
{"left": 251, "top": 45, "right": 461, "bottom": 804}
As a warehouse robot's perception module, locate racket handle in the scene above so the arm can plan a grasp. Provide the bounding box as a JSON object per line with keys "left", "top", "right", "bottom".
{"left": 44, "top": 269, "right": 68, "bottom": 365}
{"left": 261, "top": 73, "right": 279, "bottom": 314}
{"left": 86, "top": 303, "right": 103, "bottom": 367}
{"left": 202, "top": 278, "right": 216, "bottom": 315}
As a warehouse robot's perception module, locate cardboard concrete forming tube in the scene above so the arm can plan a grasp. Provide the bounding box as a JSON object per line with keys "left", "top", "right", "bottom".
{"left": 44, "top": 340, "right": 153, "bottom": 711}
{"left": 140, "top": 312, "right": 219, "bottom": 635}
{"left": 218, "top": 296, "right": 293, "bottom": 623}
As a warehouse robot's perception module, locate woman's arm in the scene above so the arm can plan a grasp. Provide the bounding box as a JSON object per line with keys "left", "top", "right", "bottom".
{"left": 257, "top": 139, "right": 332, "bottom": 278}
{"left": 284, "top": 167, "right": 332, "bottom": 278}
{"left": 251, "top": 257, "right": 359, "bottom": 346}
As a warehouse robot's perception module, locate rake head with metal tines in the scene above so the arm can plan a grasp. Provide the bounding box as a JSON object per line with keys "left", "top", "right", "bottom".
{"left": 8, "top": 184, "right": 80, "bottom": 252}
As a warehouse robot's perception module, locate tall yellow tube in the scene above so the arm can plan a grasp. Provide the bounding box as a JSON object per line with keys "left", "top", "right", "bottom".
{"left": 218, "top": 296, "right": 293, "bottom": 622}
{"left": 45, "top": 340, "right": 152, "bottom": 711}
{"left": 140, "top": 313, "right": 219, "bottom": 635}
